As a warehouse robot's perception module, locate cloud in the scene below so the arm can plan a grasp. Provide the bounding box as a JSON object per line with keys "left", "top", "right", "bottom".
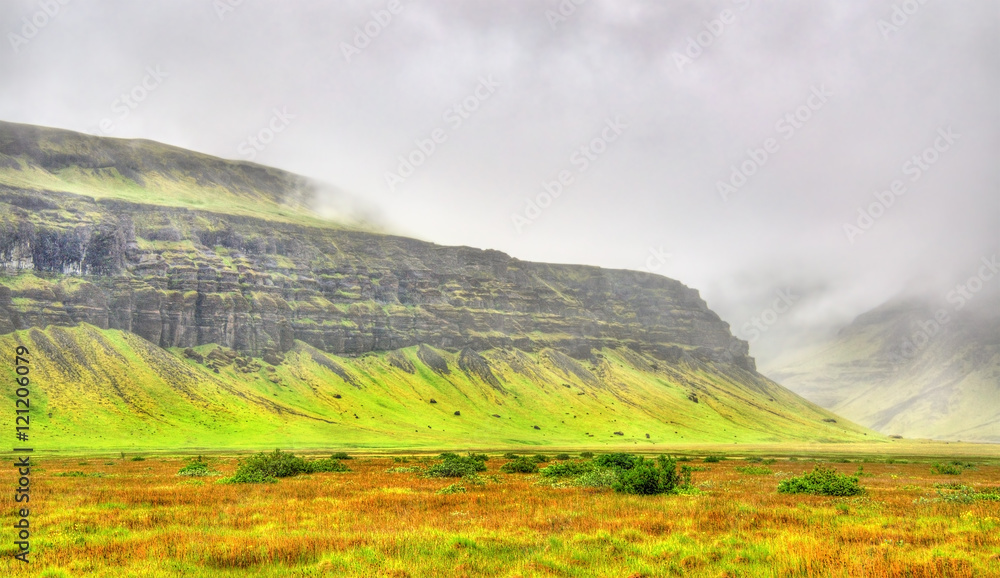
{"left": 0, "top": 0, "right": 996, "bottom": 363}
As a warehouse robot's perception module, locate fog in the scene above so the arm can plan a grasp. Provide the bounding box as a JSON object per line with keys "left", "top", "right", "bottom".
{"left": 1, "top": 0, "right": 997, "bottom": 363}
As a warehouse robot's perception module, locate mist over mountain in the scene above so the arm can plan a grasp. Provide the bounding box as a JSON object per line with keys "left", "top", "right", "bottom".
{"left": 1, "top": 0, "right": 996, "bottom": 371}
{"left": 765, "top": 277, "right": 1000, "bottom": 442}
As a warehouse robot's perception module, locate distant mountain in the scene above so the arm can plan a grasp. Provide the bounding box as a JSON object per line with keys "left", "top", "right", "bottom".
{"left": 765, "top": 289, "right": 1000, "bottom": 442}
{"left": 0, "top": 121, "right": 875, "bottom": 449}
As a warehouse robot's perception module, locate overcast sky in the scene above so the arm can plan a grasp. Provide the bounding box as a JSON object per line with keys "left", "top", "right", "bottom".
{"left": 1, "top": 0, "right": 997, "bottom": 364}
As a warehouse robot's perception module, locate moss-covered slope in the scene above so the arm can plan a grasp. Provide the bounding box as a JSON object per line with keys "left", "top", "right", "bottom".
{"left": 0, "top": 324, "right": 875, "bottom": 450}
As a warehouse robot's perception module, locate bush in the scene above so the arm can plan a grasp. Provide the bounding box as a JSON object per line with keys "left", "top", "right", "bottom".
{"left": 500, "top": 456, "right": 538, "bottom": 474}
{"left": 330, "top": 452, "right": 353, "bottom": 460}
{"left": 425, "top": 455, "right": 487, "bottom": 478}
{"left": 466, "top": 453, "right": 490, "bottom": 463}
{"left": 580, "top": 452, "right": 594, "bottom": 459}
{"left": 530, "top": 454, "right": 549, "bottom": 463}
{"left": 778, "top": 466, "right": 863, "bottom": 496}
{"left": 931, "top": 463, "right": 963, "bottom": 475}
{"left": 540, "top": 461, "right": 593, "bottom": 478}
{"left": 131, "top": 456, "right": 146, "bottom": 462}
{"left": 437, "top": 483, "right": 467, "bottom": 495}
{"left": 735, "top": 466, "right": 773, "bottom": 475}
{"left": 177, "top": 461, "right": 219, "bottom": 477}
{"left": 502, "top": 452, "right": 520, "bottom": 460}
{"left": 594, "top": 453, "right": 643, "bottom": 470}
{"left": 226, "top": 450, "right": 348, "bottom": 483}
{"left": 308, "top": 458, "right": 351, "bottom": 473}
{"left": 555, "top": 453, "right": 571, "bottom": 461}
{"left": 703, "top": 455, "right": 725, "bottom": 463}
{"left": 612, "top": 456, "right": 682, "bottom": 495}
{"left": 574, "top": 468, "right": 619, "bottom": 488}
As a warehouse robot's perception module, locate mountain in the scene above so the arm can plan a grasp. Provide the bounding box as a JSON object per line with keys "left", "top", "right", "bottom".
{"left": 0, "top": 120, "right": 875, "bottom": 449}
{"left": 765, "top": 289, "right": 1000, "bottom": 442}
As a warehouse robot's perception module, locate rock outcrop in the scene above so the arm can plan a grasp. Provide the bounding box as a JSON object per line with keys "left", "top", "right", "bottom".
{"left": 0, "top": 188, "right": 754, "bottom": 371}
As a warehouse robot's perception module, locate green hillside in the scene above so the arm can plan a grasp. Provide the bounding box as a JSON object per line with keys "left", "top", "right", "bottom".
{"left": 0, "top": 324, "right": 875, "bottom": 451}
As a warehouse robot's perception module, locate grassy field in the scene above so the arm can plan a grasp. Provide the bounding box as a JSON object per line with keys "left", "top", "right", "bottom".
{"left": 3, "top": 444, "right": 999, "bottom": 577}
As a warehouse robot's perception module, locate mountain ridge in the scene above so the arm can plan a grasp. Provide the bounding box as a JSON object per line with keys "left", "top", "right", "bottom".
{"left": 0, "top": 120, "right": 879, "bottom": 448}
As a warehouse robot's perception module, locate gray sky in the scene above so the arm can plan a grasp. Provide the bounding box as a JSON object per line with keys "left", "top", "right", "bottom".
{"left": 1, "top": 0, "right": 997, "bottom": 364}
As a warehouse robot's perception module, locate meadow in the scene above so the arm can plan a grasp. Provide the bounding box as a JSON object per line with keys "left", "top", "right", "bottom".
{"left": 3, "top": 444, "right": 999, "bottom": 577}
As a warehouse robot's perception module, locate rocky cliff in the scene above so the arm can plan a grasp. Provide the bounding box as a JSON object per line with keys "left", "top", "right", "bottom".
{"left": 0, "top": 187, "right": 753, "bottom": 371}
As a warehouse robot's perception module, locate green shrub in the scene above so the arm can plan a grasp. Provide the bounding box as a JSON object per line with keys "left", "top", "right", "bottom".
{"left": 540, "top": 461, "right": 593, "bottom": 478}
{"left": 931, "top": 463, "right": 963, "bottom": 475}
{"left": 555, "top": 453, "right": 570, "bottom": 461}
{"left": 530, "top": 454, "right": 549, "bottom": 463}
{"left": 330, "top": 452, "right": 353, "bottom": 460}
{"left": 573, "top": 468, "right": 619, "bottom": 488}
{"left": 466, "top": 453, "right": 490, "bottom": 463}
{"left": 500, "top": 457, "right": 538, "bottom": 474}
{"left": 308, "top": 458, "right": 351, "bottom": 473}
{"left": 437, "top": 483, "right": 467, "bottom": 495}
{"left": 612, "top": 456, "right": 682, "bottom": 495}
{"left": 177, "top": 462, "right": 219, "bottom": 477}
{"left": 502, "top": 452, "right": 520, "bottom": 460}
{"left": 579, "top": 452, "right": 594, "bottom": 459}
{"left": 226, "top": 449, "right": 347, "bottom": 483}
{"left": 703, "top": 455, "right": 725, "bottom": 463}
{"left": 425, "top": 455, "right": 487, "bottom": 478}
{"left": 778, "top": 466, "right": 863, "bottom": 496}
{"left": 130, "top": 456, "right": 146, "bottom": 462}
{"left": 735, "top": 466, "right": 773, "bottom": 475}
{"left": 593, "top": 453, "right": 643, "bottom": 470}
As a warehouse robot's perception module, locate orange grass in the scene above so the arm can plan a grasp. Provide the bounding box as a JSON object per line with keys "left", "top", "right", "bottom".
{"left": 2, "top": 455, "right": 999, "bottom": 577}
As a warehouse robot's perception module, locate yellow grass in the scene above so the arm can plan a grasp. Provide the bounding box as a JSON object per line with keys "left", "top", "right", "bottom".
{"left": 3, "top": 446, "right": 999, "bottom": 577}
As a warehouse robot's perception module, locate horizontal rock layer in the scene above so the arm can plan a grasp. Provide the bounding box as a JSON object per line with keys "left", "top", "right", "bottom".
{"left": 0, "top": 188, "right": 754, "bottom": 371}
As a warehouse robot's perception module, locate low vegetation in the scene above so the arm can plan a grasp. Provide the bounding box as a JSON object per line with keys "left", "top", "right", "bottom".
{"left": 777, "top": 465, "right": 863, "bottom": 496}
{"left": 424, "top": 454, "right": 488, "bottom": 478}
{"left": 10, "top": 451, "right": 999, "bottom": 577}
{"left": 224, "top": 450, "right": 350, "bottom": 483}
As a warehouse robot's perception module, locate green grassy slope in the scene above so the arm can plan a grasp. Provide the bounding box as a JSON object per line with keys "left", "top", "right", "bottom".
{"left": 0, "top": 324, "right": 876, "bottom": 451}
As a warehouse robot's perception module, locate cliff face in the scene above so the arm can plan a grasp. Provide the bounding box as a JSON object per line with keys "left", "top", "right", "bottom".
{"left": 0, "top": 188, "right": 754, "bottom": 370}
